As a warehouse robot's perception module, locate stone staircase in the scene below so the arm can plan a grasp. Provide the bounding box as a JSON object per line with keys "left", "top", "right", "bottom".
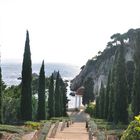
{"left": 47, "top": 122, "right": 89, "bottom": 140}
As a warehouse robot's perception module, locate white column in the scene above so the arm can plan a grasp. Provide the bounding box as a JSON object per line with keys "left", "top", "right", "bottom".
{"left": 75, "top": 95, "right": 77, "bottom": 108}
{"left": 79, "top": 95, "right": 81, "bottom": 109}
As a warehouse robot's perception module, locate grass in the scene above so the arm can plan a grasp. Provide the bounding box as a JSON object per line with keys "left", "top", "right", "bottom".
{"left": 50, "top": 117, "right": 70, "bottom": 123}
{"left": 0, "top": 124, "right": 32, "bottom": 140}
{"left": 0, "top": 124, "right": 28, "bottom": 134}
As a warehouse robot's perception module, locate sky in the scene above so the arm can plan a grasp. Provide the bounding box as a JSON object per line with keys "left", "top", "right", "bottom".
{"left": 0, "top": 0, "right": 140, "bottom": 66}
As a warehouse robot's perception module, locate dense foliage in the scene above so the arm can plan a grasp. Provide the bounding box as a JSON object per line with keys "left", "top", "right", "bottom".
{"left": 85, "top": 103, "right": 95, "bottom": 117}
{"left": 121, "top": 115, "right": 140, "bottom": 140}
{"left": 3, "top": 85, "right": 21, "bottom": 123}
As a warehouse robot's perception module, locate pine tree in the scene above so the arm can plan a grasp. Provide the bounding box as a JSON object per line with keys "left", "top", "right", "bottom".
{"left": 82, "top": 77, "right": 94, "bottom": 105}
{"left": 132, "top": 31, "right": 140, "bottom": 116}
{"left": 113, "top": 46, "right": 128, "bottom": 124}
{"left": 104, "top": 70, "right": 111, "bottom": 119}
{"left": 0, "top": 67, "right": 3, "bottom": 123}
{"left": 48, "top": 74, "right": 55, "bottom": 118}
{"left": 54, "top": 72, "right": 61, "bottom": 117}
{"left": 37, "top": 60, "right": 46, "bottom": 120}
{"left": 99, "top": 82, "right": 105, "bottom": 118}
{"left": 20, "top": 31, "right": 32, "bottom": 121}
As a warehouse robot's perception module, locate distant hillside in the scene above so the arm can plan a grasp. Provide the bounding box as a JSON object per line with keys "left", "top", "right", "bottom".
{"left": 70, "top": 28, "right": 139, "bottom": 94}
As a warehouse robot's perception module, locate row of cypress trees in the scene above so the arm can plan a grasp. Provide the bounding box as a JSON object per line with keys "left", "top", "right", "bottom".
{"left": 0, "top": 31, "right": 67, "bottom": 123}
{"left": 20, "top": 30, "right": 67, "bottom": 121}
{"left": 0, "top": 31, "right": 45, "bottom": 122}
{"left": 95, "top": 31, "right": 140, "bottom": 124}
{"left": 0, "top": 30, "right": 68, "bottom": 123}
{"left": 48, "top": 72, "right": 68, "bottom": 118}
{"left": 20, "top": 31, "right": 46, "bottom": 121}
{"left": 95, "top": 45, "right": 129, "bottom": 124}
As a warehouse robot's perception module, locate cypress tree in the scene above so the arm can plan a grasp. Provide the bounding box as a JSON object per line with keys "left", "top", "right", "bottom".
{"left": 104, "top": 70, "right": 111, "bottom": 119}
{"left": 0, "top": 67, "right": 3, "bottom": 123}
{"left": 95, "top": 96, "right": 100, "bottom": 118}
{"left": 126, "top": 61, "right": 135, "bottom": 104}
{"left": 54, "top": 72, "right": 61, "bottom": 117}
{"left": 107, "top": 49, "right": 120, "bottom": 122}
{"left": 82, "top": 77, "right": 94, "bottom": 105}
{"left": 37, "top": 60, "right": 46, "bottom": 120}
{"left": 99, "top": 82, "right": 105, "bottom": 118}
{"left": 113, "top": 46, "right": 128, "bottom": 124}
{"left": 48, "top": 73, "right": 55, "bottom": 118}
{"left": 20, "top": 31, "right": 32, "bottom": 121}
{"left": 107, "top": 69, "right": 115, "bottom": 122}
{"left": 60, "top": 78, "right": 68, "bottom": 116}
{"left": 132, "top": 31, "right": 140, "bottom": 116}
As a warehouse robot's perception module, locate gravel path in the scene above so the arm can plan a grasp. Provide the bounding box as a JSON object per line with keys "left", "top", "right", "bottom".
{"left": 69, "top": 110, "right": 90, "bottom": 122}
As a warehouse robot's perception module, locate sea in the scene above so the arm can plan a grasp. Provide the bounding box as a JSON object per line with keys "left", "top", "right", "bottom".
{"left": 1, "top": 62, "right": 80, "bottom": 108}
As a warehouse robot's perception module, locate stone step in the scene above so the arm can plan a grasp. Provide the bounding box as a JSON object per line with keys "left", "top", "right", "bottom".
{"left": 46, "top": 122, "right": 89, "bottom": 140}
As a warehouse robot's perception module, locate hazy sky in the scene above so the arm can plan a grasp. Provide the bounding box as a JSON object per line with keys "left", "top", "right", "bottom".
{"left": 0, "top": 0, "right": 140, "bottom": 66}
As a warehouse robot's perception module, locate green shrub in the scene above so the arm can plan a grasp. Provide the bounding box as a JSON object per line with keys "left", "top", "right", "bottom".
{"left": 85, "top": 103, "right": 95, "bottom": 117}
{"left": 24, "top": 121, "right": 41, "bottom": 130}
{"left": 121, "top": 115, "right": 140, "bottom": 140}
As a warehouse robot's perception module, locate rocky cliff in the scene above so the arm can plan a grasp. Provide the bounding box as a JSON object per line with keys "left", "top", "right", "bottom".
{"left": 70, "top": 28, "right": 139, "bottom": 94}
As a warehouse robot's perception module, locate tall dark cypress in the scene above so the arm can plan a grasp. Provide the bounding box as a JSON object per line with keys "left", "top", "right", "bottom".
{"left": 113, "top": 46, "right": 128, "bottom": 124}
{"left": 132, "top": 31, "right": 140, "bottom": 116}
{"left": 107, "top": 49, "right": 119, "bottom": 122}
{"left": 0, "top": 67, "right": 3, "bottom": 123}
{"left": 60, "top": 78, "right": 68, "bottom": 116}
{"left": 99, "top": 82, "right": 105, "bottom": 118}
{"left": 48, "top": 74, "right": 55, "bottom": 118}
{"left": 107, "top": 69, "right": 115, "bottom": 122}
{"left": 104, "top": 70, "right": 111, "bottom": 119}
{"left": 54, "top": 72, "right": 61, "bottom": 117}
{"left": 37, "top": 60, "right": 46, "bottom": 120}
{"left": 21, "top": 31, "right": 32, "bottom": 121}
{"left": 82, "top": 77, "right": 94, "bottom": 105}
{"left": 95, "top": 96, "right": 100, "bottom": 118}
{"left": 126, "top": 61, "right": 135, "bottom": 104}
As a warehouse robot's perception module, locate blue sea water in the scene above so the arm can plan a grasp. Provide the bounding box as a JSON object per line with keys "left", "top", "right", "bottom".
{"left": 1, "top": 63, "right": 80, "bottom": 86}
{"left": 1, "top": 62, "right": 80, "bottom": 108}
